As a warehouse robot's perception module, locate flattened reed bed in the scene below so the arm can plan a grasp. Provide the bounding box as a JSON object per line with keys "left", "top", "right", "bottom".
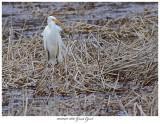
{"left": 2, "top": 10, "right": 158, "bottom": 116}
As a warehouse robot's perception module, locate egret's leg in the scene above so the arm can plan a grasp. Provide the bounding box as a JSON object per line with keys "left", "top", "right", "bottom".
{"left": 47, "top": 50, "right": 50, "bottom": 61}
{"left": 56, "top": 55, "right": 59, "bottom": 65}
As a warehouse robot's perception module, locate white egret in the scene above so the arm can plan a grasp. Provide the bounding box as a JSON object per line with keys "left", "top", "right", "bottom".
{"left": 41, "top": 16, "right": 63, "bottom": 64}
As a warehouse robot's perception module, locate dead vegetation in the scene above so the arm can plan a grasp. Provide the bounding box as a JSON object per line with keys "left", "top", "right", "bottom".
{"left": 2, "top": 8, "right": 158, "bottom": 116}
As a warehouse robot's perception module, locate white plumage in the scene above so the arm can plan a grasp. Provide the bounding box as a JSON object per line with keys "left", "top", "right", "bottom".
{"left": 41, "top": 16, "right": 63, "bottom": 64}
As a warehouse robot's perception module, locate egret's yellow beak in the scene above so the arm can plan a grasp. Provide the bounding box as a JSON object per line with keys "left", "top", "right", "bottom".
{"left": 53, "top": 19, "right": 63, "bottom": 25}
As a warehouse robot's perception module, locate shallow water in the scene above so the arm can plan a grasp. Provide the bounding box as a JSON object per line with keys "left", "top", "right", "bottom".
{"left": 2, "top": 2, "right": 158, "bottom": 39}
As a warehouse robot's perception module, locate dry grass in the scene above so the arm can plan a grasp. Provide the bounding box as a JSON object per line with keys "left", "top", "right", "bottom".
{"left": 2, "top": 9, "right": 158, "bottom": 116}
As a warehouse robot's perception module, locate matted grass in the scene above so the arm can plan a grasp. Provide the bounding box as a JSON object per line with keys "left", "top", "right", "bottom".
{"left": 2, "top": 9, "right": 158, "bottom": 116}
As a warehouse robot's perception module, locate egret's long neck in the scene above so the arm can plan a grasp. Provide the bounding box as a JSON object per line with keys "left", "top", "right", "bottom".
{"left": 48, "top": 21, "right": 56, "bottom": 30}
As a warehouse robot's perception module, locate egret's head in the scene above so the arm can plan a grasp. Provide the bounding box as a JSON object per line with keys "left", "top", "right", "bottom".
{"left": 47, "top": 16, "right": 62, "bottom": 25}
